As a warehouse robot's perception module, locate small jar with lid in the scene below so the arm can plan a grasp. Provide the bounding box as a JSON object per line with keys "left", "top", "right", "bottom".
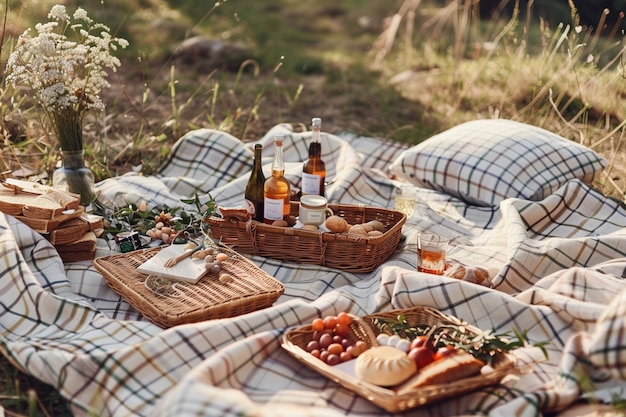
{"left": 299, "top": 195, "right": 333, "bottom": 226}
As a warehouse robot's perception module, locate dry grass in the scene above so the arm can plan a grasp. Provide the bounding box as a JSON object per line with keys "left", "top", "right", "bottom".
{"left": 371, "top": 0, "right": 626, "bottom": 199}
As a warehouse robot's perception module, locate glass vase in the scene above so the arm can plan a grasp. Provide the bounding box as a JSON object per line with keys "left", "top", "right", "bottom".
{"left": 52, "top": 150, "right": 96, "bottom": 206}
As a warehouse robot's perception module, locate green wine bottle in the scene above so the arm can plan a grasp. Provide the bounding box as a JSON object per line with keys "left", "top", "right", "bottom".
{"left": 245, "top": 144, "right": 265, "bottom": 221}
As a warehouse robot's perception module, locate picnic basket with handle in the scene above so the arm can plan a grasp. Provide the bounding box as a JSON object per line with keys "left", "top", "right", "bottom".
{"left": 281, "top": 306, "right": 517, "bottom": 413}
{"left": 209, "top": 202, "right": 406, "bottom": 273}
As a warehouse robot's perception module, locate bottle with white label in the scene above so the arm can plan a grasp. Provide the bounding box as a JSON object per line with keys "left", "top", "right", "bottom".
{"left": 244, "top": 144, "right": 265, "bottom": 221}
{"left": 263, "top": 135, "right": 291, "bottom": 223}
{"left": 301, "top": 117, "right": 326, "bottom": 196}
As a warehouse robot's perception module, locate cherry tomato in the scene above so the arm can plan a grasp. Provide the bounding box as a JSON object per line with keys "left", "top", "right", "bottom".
{"left": 323, "top": 316, "right": 338, "bottom": 330}
{"left": 434, "top": 345, "right": 456, "bottom": 361}
{"left": 340, "top": 351, "right": 352, "bottom": 362}
{"left": 311, "top": 318, "right": 324, "bottom": 332}
{"left": 320, "top": 350, "right": 330, "bottom": 363}
{"left": 410, "top": 336, "right": 435, "bottom": 352}
{"left": 336, "top": 312, "right": 352, "bottom": 325}
{"left": 408, "top": 346, "right": 435, "bottom": 369}
{"left": 334, "top": 323, "right": 349, "bottom": 337}
{"left": 310, "top": 349, "right": 321, "bottom": 359}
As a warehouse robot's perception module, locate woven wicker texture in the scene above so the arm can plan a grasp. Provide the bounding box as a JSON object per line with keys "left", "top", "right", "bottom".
{"left": 209, "top": 202, "right": 406, "bottom": 272}
{"left": 94, "top": 246, "right": 284, "bottom": 328}
{"left": 282, "top": 306, "right": 516, "bottom": 413}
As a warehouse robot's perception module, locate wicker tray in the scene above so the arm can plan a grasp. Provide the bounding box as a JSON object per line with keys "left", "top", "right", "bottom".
{"left": 94, "top": 245, "right": 285, "bottom": 328}
{"left": 281, "top": 306, "right": 517, "bottom": 413}
{"left": 209, "top": 202, "right": 406, "bottom": 273}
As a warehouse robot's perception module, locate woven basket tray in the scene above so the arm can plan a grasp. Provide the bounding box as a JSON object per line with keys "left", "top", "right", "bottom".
{"left": 281, "top": 306, "right": 517, "bottom": 413}
{"left": 94, "top": 245, "right": 284, "bottom": 328}
{"left": 209, "top": 202, "right": 406, "bottom": 273}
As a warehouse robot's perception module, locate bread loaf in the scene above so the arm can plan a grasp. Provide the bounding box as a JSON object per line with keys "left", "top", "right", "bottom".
{"left": 397, "top": 350, "right": 484, "bottom": 391}
{"left": 0, "top": 190, "right": 34, "bottom": 215}
{"left": 15, "top": 206, "right": 84, "bottom": 233}
{"left": 46, "top": 218, "right": 91, "bottom": 245}
{"left": 55, "top": 231, "right": 97, "bottom": 262}
{"left": 22, "top": 190, "right": 80, "bottom": 219}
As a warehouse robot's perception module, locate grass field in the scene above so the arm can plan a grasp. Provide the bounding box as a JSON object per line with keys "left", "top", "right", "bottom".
{"left": 2, "top": 0, "right": 626, "bottom": 415}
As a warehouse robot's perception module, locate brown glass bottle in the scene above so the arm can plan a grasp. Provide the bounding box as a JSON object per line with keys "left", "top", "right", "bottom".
{"left": 245, "top": 144, "right": 265, "bottom": 221}
{"left": 302, "top": 117, "right": 326, "bottom": 196}
{"left": 263, "top": 136, "right": 291, "bottom": 223}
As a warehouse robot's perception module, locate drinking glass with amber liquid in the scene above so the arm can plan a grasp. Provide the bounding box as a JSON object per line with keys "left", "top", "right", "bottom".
{"left": 417, "top": 234, "right": 449, "bottom": 275}
{"left": 301, "top": 117, "right": 326, "bottom": 196}
{"left": 263, "top": 135, "right": 291, "bottom": 224}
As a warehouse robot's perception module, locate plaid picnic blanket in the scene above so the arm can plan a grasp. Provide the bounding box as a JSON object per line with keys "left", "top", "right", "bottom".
{"left": 2, "top": 123, "right": 626, "bottom": 417}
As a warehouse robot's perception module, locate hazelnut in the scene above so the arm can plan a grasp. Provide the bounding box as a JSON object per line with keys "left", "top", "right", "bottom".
{"left": 215, "top": 252, "right": 229, "bottom": 262}
{"left": 219, "top": 273, "right": 233, "bottom": 283}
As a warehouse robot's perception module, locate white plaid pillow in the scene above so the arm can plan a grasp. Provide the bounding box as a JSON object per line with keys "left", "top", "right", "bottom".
{"left": 388, "top": 119, "right": 608, "bottom": 206}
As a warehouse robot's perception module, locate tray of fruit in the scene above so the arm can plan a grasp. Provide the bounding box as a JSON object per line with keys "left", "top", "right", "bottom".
{"left": 281, "top": 306, "right": 519, "bottom": 413}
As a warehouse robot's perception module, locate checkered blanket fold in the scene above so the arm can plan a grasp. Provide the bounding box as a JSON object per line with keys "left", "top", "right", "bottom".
{"left": 1, "top": 123, "right": 626, "bottom": 417}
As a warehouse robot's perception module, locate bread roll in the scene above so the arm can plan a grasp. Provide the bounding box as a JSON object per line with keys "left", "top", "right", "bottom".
{"left": 347, "top": 224, "right": 368, "bottom": 236}
{"left": 445, "top": 264, "right": 492, "bottom": 286}
{"left": 325, "top": 215, "right": 350, "bottom": 233}
{"left": 354, "top": 346, "right": 417, "bottom": 386}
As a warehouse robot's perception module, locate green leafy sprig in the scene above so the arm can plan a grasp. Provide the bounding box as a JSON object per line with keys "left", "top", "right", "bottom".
{"left": 103, "top": 191, "right": 217, "bottom": 240}
{"left": 373, "top": 314, "right": 549, "bottom": 365}
{"left": 180, "top": 190, "right": 217, "bottom": 236}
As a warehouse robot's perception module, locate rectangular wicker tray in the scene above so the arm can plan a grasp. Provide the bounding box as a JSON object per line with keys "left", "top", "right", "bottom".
{"left": 281, "top": 306, "right": 517, "bottom": 413}
{"left": 209, "top": 202, "right": 406, "bottom": 273}
{"left": 94, "top": 245, "right": 285, "bottom": 328}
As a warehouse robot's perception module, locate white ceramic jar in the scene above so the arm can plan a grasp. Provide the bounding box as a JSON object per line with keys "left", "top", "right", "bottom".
{"left": 299, "top": 195, "right": 333, "bottom": 226}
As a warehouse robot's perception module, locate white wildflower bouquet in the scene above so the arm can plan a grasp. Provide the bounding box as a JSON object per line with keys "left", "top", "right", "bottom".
{"left": 5, "top": 5, "right": 128, "bottom": 152}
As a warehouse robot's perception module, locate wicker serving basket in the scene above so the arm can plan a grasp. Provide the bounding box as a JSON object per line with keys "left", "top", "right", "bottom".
{"left": 209, "top": 202, "right": 406, "bottom": 273}
{"left": 94, "top": 245, "right": 285, "bottom": 328}
{"left": 281, "top": 306, "right": 517, "bottom": 413}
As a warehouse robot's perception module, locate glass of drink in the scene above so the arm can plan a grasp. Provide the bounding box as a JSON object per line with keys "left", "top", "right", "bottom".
{"left": 394, "top": 186, "right": 416, "bottom": 218}
{"left": 417, "top": 233, "right": 449, "bottom": 275}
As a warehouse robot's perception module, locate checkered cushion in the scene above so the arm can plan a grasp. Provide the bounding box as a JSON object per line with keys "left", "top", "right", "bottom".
{"left": 388, "top": 119, "right": 608, "bottom": 206}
